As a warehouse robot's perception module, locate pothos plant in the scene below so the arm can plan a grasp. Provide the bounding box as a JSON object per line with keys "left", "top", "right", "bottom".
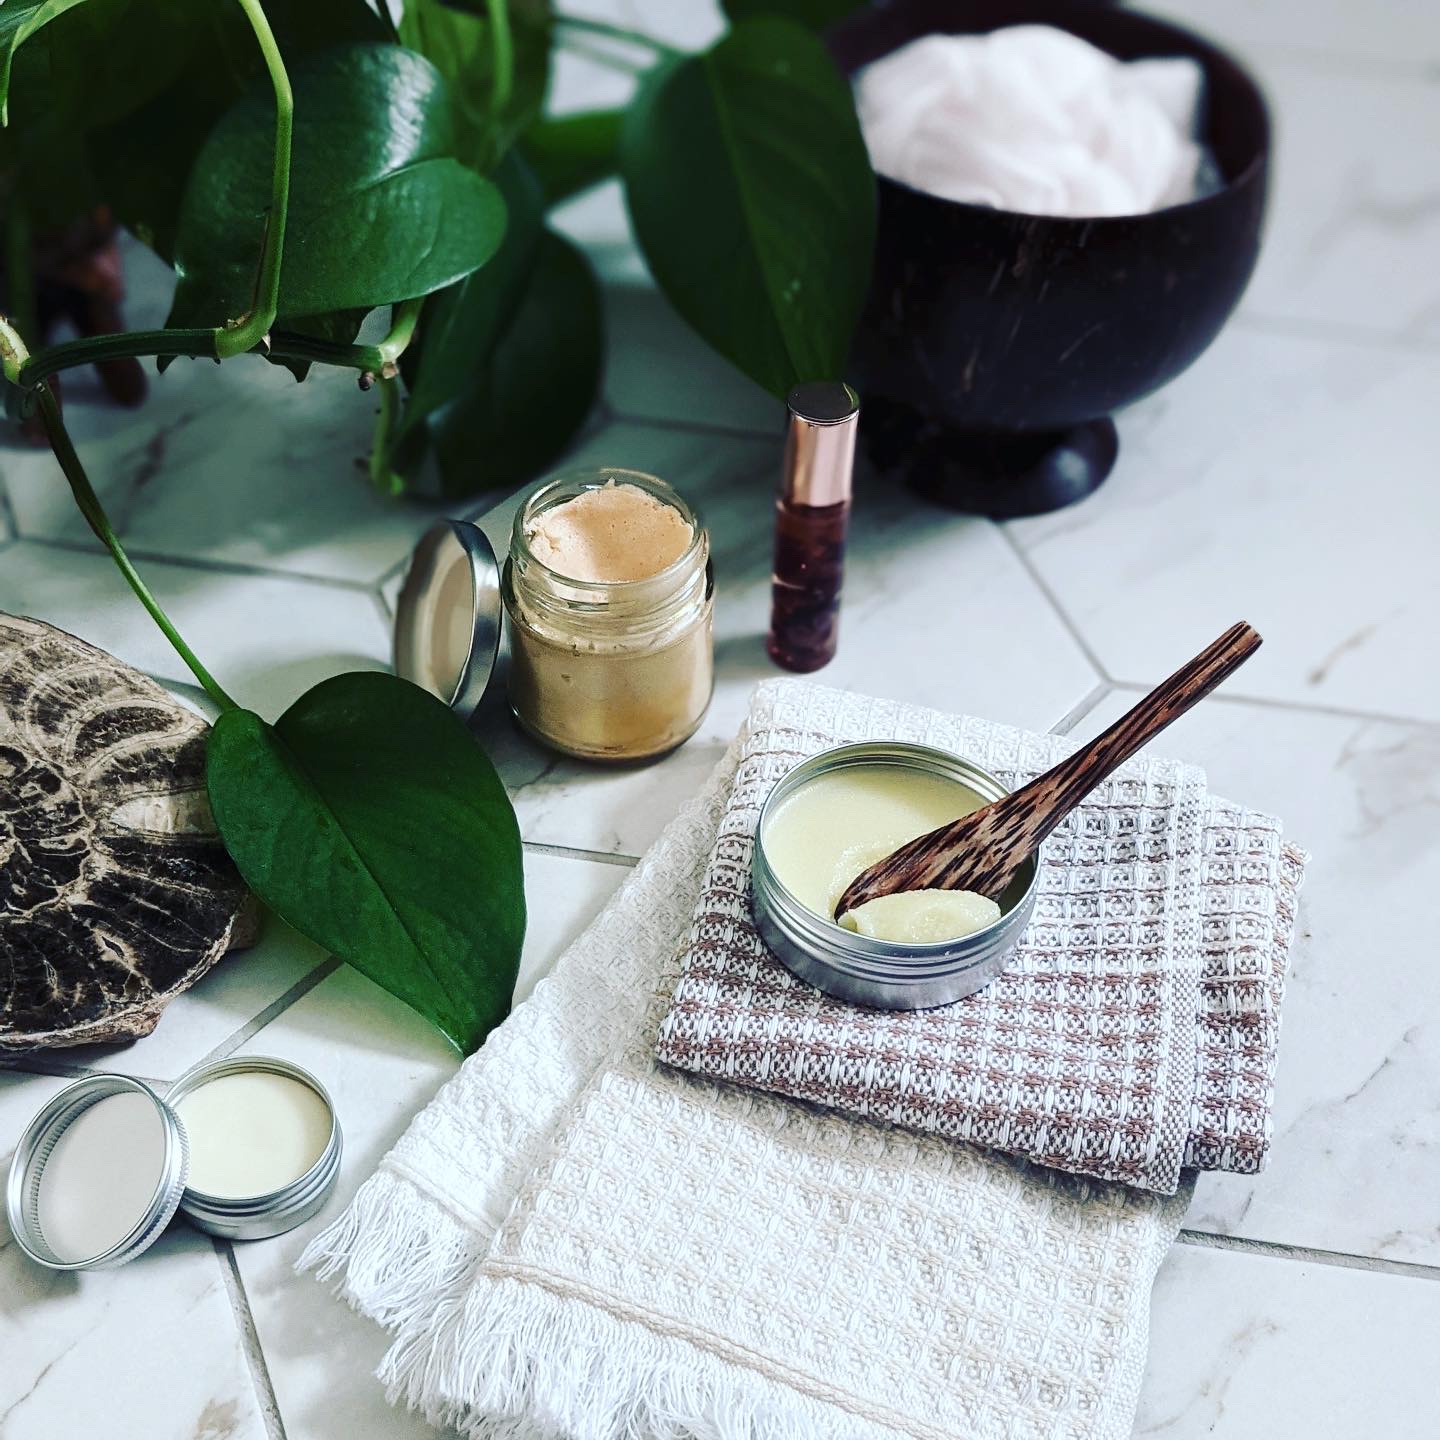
{"left": 0, "top": 0, "right": 875, "bottom": 1052}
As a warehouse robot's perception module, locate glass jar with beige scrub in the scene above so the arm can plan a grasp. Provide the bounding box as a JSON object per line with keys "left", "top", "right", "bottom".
{"left": 502, "top": 468, "right": 714, "bottom": 761}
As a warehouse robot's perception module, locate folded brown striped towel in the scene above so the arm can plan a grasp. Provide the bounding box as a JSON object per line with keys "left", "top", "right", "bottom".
{"left": 655, "top": 680, "right": 1307, "bottom": 1196}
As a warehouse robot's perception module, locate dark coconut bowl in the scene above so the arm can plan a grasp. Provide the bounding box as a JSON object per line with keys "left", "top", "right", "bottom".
{"left": 830, "top": 0, "right": 1270, "bottom": 517}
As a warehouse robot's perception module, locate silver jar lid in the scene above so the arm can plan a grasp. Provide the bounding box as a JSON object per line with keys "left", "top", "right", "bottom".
{"left": 5, "top": 1056, "right": 342, "bottom": 1270}
{"left": 6, "top": 1074, "right": 189, "bottom": 1271}
{"left": 393, "top": 518, "right": 503, "bottom": 720}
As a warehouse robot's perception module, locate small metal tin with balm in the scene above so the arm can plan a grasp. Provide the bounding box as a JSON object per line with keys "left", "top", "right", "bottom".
{"left": 750, "top": 742, "right": 1037, "bottom": 1009}
{"left": 165, "top": 1056, "right": 342, "bottom": 1242}
{"left": 6, "top": 1056, "right": 341, "bottom": 1271}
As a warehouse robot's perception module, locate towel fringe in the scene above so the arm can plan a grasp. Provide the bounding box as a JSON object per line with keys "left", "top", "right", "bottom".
{"left": 381, "top": 1273, "right": 898, "bottom": 1440}
{"left": 299, "top": 1168, "right": 485, "bottom": 1335}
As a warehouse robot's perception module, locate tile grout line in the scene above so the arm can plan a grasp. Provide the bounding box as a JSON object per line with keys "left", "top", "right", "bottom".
{"left": 0, "top": 1057, "right": 168, "bottom": 1084}
{"left": 179, "top": 958, "right": 344, "bottom": 1079}
{"left": 1047, "top": 681, "right": 1113, "bottom": 738}
{"left": 1106, "top": 679, "right": 1436, "bottom": 730}
{"left": 523, "top": 839, "right": 641, "bottom": 869}
{"left": 995, "top": 524, "right": 1111, "bottom": 684}
{"left": 1177, "top": 1227, "right": 1440, "bottom": 1283}
{"left": 373, "top": 547, "right": 419, "bottom": 597}
{"left": 214, "top": 1239, "right": 290, "bottom": 1440}
{"left": 16, "top": 533, "right": 384, "bottom": 592}
{"left": 368, "top": 585, "right": 394, "bottom": 630}
{"left": 0, "top": 479, "right": 20, "bottom": 539}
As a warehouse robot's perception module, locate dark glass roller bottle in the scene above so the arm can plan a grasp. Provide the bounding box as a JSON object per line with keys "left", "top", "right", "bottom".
{"left": 767, "top": 382, "right": 861, "bottom": 673}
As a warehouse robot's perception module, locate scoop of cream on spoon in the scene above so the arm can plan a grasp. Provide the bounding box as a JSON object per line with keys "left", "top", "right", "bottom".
{"left": 840, "top": 888, "right": 1001, "bottom": 944}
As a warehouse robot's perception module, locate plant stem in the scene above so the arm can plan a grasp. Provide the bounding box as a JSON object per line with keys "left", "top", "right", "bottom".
{"left": 554, "top": 14, "right": 680, "bottom": 57}
{"left": 556, "top": 37, "right": 650, "bottom": 77}
{"left": 33, "top": 384, "right": 240, "bottom": 713}
{"left": 376, "top": 297, "right": 423, "bottom": 370}
{"left": 262, "top": 330, "right": 387, "bottom": 373}
{"left": 368, "top": 375, "right": 403, "bottom": 496}
{"left": 218, "top": 0, "right": 293, "bottom": 360}
{"left": 17, "top": 320, "right": 428, "bottom": 386}
{"left": 20, "top": 329, "right": 223, "bottom": 386}
{"left": 0, "top": 314, "right": 28, "bottom": 385}
{"left": 486, "top": 0, "right": 514, "bottom": 117}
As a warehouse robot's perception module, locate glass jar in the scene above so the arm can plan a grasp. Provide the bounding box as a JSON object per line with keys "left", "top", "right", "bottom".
{"left": 502, "top": 469, "right": 715, "bottom": 761}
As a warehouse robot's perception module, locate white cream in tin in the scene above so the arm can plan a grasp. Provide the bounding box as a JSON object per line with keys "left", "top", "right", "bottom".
{"left": 176, "top": 1070, "right": 332, "bottom": 1199}
{"left": 762, "top": 762, "right": 1001, "bottom": 942}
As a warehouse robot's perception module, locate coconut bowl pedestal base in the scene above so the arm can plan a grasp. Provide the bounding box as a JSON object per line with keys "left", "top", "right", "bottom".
{"left": 862, "top": 398, "right": 1120, "bottom": 519}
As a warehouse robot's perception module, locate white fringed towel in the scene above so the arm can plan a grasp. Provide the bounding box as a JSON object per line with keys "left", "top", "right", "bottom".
{"left": 303, "top": 681, "right": 1193, "bottom": 1440}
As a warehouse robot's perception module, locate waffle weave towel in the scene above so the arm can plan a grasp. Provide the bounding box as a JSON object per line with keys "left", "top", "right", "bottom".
{"left": 302, "top": 681, "right": 1199, "bottom": 1440}
{"left": 656, "top": 683, "right": 1307, "bottom": 1196}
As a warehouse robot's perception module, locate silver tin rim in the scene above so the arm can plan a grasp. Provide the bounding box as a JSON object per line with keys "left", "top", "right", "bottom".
{"left": 165, "top": 1056, "right": 342, "bottom": 1242}
{"left": 752, "top": 742, "right": 1038, "bottom": 1010}
{"left": 393, "top": 518, "right": 502, "bottom": 720}
{"left": 5, "top": 1074, "right": 189, "bottom": 1271}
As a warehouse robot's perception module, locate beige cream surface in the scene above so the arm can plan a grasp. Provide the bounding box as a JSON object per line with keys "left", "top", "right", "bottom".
{"left": 762, "top": 762, "right": 997, "bottom": 941}
{"left": 525, "top": 480, "right": 692, "bottom": 583}
{"left": 177, "top": 1071, "right": 331, "bottom": 1199}
{"left": 841, "top": 887, "right": 1001, "bottom": 943}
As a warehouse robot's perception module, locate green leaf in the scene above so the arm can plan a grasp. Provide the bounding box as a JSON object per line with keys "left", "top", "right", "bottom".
{"left": 168, "top": 44, "right": 508, "bottom": 329}
{"left": 0, "top": 0, "right": 89, "bottom": 124}
{"left": 395, "top": 152, "right": 544, "bottom": 449}
{"left": 3, "top": 0, "right": 227, "bottom": 132}
{"left": 521, "top": 109, "right": 623, "bottom": 206}
{"left": 87, "top": 89, "right": 190, "bottom": 262}
{"left": 399, "top": 0, "right": 552, "bottom": 173}
{"left": 86, "top": 0, "right": 389, "bottom": 266}
{"left": 0, "top": 93, "right": 101, "bottom": 234}
{"left": 0, "top": 0, "right": 209, "bottom": 234}
{"left": 395, "top": 228, "right": 602, "bottom": 500}
{"left": 206, "top": 671, "right": 526, "bottom": 1053}
{"left": 720, "top": 0, "right": 864, "bottom": 31}
{"left": 620, "top": 17, "right": 875, "bottom": 398}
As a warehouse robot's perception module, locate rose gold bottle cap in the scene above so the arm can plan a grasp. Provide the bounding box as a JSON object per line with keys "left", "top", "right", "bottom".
{"left": 782, "top": 382, "right": 860, "bottom": 507}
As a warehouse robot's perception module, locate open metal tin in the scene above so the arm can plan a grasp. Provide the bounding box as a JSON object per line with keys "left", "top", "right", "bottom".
{"left": 751, "top": 742, "right": 1038, "bottom": 1009}
{"left": 5, "top": 1056, "right": 342, "bottom": 1270}
{"left": 167, "top": 1056, "right": 342, "bottom": 1243}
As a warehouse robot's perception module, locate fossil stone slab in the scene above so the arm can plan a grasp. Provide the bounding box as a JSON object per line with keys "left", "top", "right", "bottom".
{"left": 0, "top": 613, "right": 246, "bottom": 1050}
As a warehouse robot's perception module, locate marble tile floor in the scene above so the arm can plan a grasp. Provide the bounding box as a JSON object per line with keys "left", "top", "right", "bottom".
{"left": 3, "top": 0, "right": 1439, "bottom": 1435}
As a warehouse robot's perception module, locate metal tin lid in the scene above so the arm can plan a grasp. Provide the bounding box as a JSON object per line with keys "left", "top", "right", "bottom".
{"left": 393, "top": 519, "right": 502, "bottom": 720}
{"left": 5, "top": 1074, "right": 189, "bottom": 1271}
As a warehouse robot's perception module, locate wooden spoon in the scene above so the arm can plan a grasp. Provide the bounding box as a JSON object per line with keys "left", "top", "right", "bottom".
{"left": 833, "top": 621, "right": 1262, "bottom": 919}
